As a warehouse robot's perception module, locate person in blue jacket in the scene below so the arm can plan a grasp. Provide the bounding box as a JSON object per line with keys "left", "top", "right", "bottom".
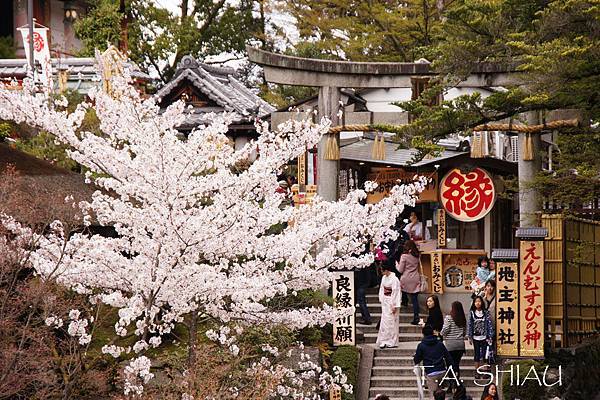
{"left": 414, "top": 325, "right": 453, "bottom": 400}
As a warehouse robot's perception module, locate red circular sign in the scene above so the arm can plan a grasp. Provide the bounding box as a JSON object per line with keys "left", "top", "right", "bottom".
{"left": 440, "top": 167, "right": 496, "bottom": 222}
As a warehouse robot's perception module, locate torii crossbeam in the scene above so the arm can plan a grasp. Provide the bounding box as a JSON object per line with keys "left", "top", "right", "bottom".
{"left": 247, "top": 46, "right": 520, "bottom": 203}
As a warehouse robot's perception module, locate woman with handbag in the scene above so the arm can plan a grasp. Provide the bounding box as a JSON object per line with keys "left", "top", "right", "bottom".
{"left": 397, "top": 240, "right": 422, "bottom": 325}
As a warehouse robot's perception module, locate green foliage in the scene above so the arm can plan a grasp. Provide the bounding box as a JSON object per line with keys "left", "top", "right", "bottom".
{"left": 502, "top": 360, "right": 546, "bottom": 400}
{"left": 240, "top": 324, "right": 297, "bottom": 351}
{"left": 74, "top": 0, "right": 122, "bottom": 56}
{"left": 288, "top": 0, "right": 452, "bottom": 62}
{"left": 531, "top": 128, "right": 600, "bottom": 207}
{"left": 75, "top": 0, "right": 263, "bottom": 82}
{"left": 16, "top": 130, "right": 80, "bottom": 172}
{"left": 0, "top": 36, "right": 16, "bottom": 59}
{"left": 14, "top": 90, "right": 100, "bottom": 172}
{"left": 330, "top": 345, "right": 359, "bottom": 400}
{"left": 390, "top": 0, "right": 600, "bottom": 205}
{"left": 0, "top": 121, "right": 13, "bottom": 141}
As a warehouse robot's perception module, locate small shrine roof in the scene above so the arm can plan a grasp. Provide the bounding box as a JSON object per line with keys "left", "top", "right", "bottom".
{"left": 156, "top": 55, "right": 275, "bottom": 124}
{"left": 340, "top": 134, "right": 466, "bottom": 167}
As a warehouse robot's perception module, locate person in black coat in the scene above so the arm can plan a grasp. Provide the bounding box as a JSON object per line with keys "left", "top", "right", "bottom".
{"left": 414, "top": 325, "right": 452, "bottom": 400}
{"left": 422, "top": 294, "right": 444, "bottom": 334}
{"left": 355, "top": 240, "right": 374, "bottom": 325}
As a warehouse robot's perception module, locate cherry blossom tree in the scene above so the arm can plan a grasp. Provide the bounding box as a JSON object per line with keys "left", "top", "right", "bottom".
{"left": 0, "top": 65, "right": 426, "bottom": 397}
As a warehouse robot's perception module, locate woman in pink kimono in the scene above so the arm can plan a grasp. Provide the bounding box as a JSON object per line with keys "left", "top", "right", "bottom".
{"left": 377, "top": 263, "right": 402, "bottom": 349}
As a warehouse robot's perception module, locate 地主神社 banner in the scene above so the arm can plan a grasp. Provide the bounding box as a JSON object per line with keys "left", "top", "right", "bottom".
{"left": 332, "top": 271, "right": 355, "bottom": 346}
{"left": 496, "top": 261, "right": 519, "bottom": 356}
{"left": 519, "top": 240, "right": 545, "bottom": 357}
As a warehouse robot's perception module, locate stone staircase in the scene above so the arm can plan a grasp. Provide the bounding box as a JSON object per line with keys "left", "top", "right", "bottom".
{"left": 359, "top": 289, "right": 481, "bottom": 400}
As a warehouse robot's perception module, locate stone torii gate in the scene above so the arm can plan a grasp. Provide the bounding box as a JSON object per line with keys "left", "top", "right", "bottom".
{"left": 247, "top": 46, "right": 522, "bottom": 204}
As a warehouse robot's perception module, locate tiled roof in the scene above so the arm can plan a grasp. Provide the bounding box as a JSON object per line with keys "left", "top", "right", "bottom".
{"left": 491, "top": 248, "right": 519, "bottom": 260}
{"left": 156, "top": 55, "right": 274, "bottom": 123}
{"left": 340, "top": 136, "right": 466, "bottom": 167}
{"left": 0, "top": 57, "right": 151, "bottom": 79}
{"left": 515, "top": 227, "right": 548, "bottom": 238}
{"left": 0, "top": 57, "right": 151, "bottom": 93}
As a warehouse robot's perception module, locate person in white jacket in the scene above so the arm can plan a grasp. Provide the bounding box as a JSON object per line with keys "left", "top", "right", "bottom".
{"left": 376, "top": 263, "right": 402, "bottom": 349}
{"left": 404, "top": 211, "right": 431, "bottom": 241}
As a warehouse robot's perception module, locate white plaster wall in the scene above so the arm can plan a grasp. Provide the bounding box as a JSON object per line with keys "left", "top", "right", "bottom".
{"left": 361, "top": 88, "right": 411, "bottom": 112}
{"left": 360, "top": 87, "right": 495, "bottom": 112}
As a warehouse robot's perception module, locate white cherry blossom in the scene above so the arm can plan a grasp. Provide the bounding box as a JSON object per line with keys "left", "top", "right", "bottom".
{"left": 0, "top": 65, "right": 427, "bottom": 396}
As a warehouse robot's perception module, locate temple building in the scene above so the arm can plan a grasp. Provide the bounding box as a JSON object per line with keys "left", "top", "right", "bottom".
{"left": 156, "top": 55, "right": 275, "bottom": 147}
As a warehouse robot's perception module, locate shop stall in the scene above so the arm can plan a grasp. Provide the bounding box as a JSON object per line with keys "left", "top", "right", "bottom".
{"left": 338, "top": 135, "right": 518, "bottom": 310}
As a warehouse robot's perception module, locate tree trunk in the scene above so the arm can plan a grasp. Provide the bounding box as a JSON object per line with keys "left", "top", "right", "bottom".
{"left": 187, "top": 312, "right": 198, "bottom": 367}
{"left": 118, "top": 0, "right": 129, "bottom": 53}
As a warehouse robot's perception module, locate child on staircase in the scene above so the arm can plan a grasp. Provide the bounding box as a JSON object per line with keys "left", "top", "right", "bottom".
{"left": 467, "top": 296, "right": 494, "bottom": 374}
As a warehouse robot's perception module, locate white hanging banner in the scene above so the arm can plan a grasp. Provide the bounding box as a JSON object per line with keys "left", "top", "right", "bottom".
{"left": 17, "top": 25, "right": 52, "bottom": 88}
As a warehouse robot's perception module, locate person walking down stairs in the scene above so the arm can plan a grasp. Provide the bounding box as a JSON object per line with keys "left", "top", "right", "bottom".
{"left": 414, "top": 325, "right": 453, "bottom": 400}
{"left": 376, "top": 263, "right": 402, "bottom": 349}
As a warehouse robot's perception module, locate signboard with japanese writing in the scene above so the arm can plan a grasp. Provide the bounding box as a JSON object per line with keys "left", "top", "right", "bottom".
{"left": 332, "top": 272, "right": 355, "bottom": 346}
{"left": 366, "top": 169, "right": 438, "bottom": 204}
{"left": 519, "top": 241, "right": 545, "bottom": 357}
{"left": 298, "top": 152, "right": 306, "bottom": 185}
{"left": 431, "top": 252, "right": 443, "bottom": 294}
{"left": 440, "top": 167, "right": 496, "bottom": 222}
{"left": 437, "top": 209, "right": 446, "bottom": 248}
{"left": 442, "top": 253, "right": 480, "bottom": 292}
{"left": 292, "top": 184, "right": 317, "bottom": 207}
{"left": 496, "top": 262, "right": 519, "bottom": 356}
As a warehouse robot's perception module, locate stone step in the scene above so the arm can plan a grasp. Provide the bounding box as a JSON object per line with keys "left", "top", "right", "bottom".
{"left": 364, "top": 333, "right": 422, "bottom": 343}
{"left": 372, "top": 355, "right": 478, "bottom": 367}
{"left": 374, "top": 347, "right": 474, "bottom": 357}
{"left": 369, "top": 386, "right": 481, "bottom": 398}
{"left": 373, "top": 356, "right": 418, "bottom": 367}
{"left": 357, "top": 322, "right": 423, "bottom": 333}
{"left": 372, "top": 365, "right": 478, "bottom": 376}
{"left": 356, "top": 314, "right": 420, "bottom": 324}
{"left": 370, "top": 375, "right": 482, "bottom": 388}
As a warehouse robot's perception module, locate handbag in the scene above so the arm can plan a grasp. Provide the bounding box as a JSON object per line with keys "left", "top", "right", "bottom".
{"left": 418, "top": 258, "right": 429, "bottom": 293}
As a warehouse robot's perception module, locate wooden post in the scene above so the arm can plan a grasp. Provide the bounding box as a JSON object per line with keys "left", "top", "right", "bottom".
{"left": 518, "top": 112, "right": 543, "bottom": 226}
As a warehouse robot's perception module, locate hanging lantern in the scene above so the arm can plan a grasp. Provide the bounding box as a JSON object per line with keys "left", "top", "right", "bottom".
{"left": 324, "top": 134, "right": 340, "bottom": 160}
{"left": 522, "top": 132, "right": 534, "bottom": 161}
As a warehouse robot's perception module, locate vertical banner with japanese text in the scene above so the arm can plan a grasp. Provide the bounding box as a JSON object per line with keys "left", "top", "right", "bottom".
{"left": 519, "top": 241, "right": 545, "bottom": 357}
{"left": 333, "top": 272, "right": 355, "bottom": 346}
{"left": 298, "top": 152, "right": 306, "bottom": 185}
{"left": 17, "top": 25, "right": 52, "bottom": 88}
{"left": 431, "top": 252, "right": 443, "bottom": 294}
{"left": 437, "top": 209, "right": 446, "bottom": 248}
{"left": 496, "top": 262, "right": 519, "bottom": 356}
